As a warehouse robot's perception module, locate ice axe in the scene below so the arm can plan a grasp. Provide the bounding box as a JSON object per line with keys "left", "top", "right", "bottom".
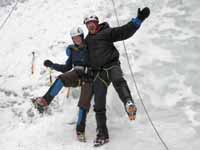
{"left": 48, "top": 68, "right": 53, "bottom": 86}
{"left": 31, "top": 51, "right": 35, "bottom": 75}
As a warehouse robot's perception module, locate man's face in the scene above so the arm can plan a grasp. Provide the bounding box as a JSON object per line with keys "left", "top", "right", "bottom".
{"left": 86, "top": 21, "right": 97, "bottom": 34}
{"left": 72, "top": 35, "right": 82, "bottom": 45}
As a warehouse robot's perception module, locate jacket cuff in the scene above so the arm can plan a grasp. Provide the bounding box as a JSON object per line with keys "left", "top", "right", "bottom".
{"left": 132, "top": 17, "right": 143, "bottom": 28}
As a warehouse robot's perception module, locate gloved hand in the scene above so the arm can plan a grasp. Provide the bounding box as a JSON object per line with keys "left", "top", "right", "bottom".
{"left": 44, "top": 59, "right": 53, "bottom": 67}
{"left": 137, "top": 7, "right": 150, "bottom": 21}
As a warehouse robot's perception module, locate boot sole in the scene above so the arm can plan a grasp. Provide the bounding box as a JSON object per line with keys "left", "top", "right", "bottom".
{"left": 77, "top": 132, "right": 86, "bottom": 142}
{"left": 94, "top": 139, "right": 109, "bottom": 147}
{"left": 77, "top": 138, "right": 86, "bottom": 142}
{"left": 128, "top": 106, "right": 137, "bottom": 121}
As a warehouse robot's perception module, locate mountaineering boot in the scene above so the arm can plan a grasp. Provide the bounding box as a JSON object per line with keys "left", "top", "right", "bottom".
{"left": 76, "top": 131, "right": 86, "bottom": 142}
{"left": 94, "top": 109, "right": 109, "bottom": 146}
{"left": 31, "top": 97, "right": 48, "bottom": 113}
{"left": 76, "top": 123, "right": 86, "bottom": 142}
{"left": 125, "top": 99, "right": 137, "bottom": 121}
{"left": 94, "top": 127, "right": 109, "bottom": 147}
{"left": 76, "top": 107, "right": 87, "bottom": 142}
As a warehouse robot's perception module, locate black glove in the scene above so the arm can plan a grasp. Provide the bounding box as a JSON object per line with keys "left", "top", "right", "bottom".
{"left": 44, "top": 59, "right": 53, "bottom": 67}
{"left": 137, "top": 7, "right": 150, "bottom": 21}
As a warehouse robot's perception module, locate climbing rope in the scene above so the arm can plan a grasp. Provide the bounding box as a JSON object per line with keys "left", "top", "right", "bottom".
{"left": 110, "top": 0, "right": 170, "bottom": 150}
{"left": 0, "top": 0, "right": 19, "bottom": 32}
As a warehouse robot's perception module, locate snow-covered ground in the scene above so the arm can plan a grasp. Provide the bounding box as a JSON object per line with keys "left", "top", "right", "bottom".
{"left": 0, "top": 0, "right": 200, "bottom": 149}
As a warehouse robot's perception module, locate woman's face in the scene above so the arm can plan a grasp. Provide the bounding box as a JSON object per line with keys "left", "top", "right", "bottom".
{"left": 72, "top": 35, "right": 83, "bottom": 45}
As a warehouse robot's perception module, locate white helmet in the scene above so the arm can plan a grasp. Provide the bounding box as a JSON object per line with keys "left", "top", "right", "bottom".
{"left": 83, "top": 15, "right": 99, "bottom": 24}
{"left": 70, "top": 27, "right": 84, "bottom": 38}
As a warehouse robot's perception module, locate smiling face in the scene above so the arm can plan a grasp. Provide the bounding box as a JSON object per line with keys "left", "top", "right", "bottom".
{"left": 72, "top": 35, "right": 83, "bottom": 45}
{"left": 86, "top": 21, "right": 98, "bottom": 34}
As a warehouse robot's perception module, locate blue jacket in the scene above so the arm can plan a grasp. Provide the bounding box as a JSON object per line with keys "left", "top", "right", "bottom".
{"left": 51, "top": 44, "right": 89, "bottom": 73}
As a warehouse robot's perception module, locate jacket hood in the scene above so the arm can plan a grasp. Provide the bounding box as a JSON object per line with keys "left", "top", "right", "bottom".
{"left": 99, "top": 22, "right": 110, "bottom": 31}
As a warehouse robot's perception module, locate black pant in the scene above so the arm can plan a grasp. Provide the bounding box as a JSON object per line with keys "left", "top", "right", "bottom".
{"left": 93, "top": 64, "right": 133, "bottom": 135}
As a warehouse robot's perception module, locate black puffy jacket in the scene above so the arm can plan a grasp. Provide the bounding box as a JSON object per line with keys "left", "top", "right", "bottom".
{"left": 85, "top": 21, "right": 139, "bottom": 68}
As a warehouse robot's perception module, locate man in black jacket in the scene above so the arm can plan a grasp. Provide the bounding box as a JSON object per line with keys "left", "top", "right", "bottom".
{"left": 84, "top": 7, "right": 150, "bottom": 146}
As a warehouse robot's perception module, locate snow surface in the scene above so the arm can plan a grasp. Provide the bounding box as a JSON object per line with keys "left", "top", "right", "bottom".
{"left": 0, "top": 0, "right": 200, "bottom": 150}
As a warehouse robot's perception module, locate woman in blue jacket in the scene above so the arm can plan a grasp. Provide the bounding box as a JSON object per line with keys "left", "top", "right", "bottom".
{"left": 32, "top": 27, "right": 93, "bottom": 142}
